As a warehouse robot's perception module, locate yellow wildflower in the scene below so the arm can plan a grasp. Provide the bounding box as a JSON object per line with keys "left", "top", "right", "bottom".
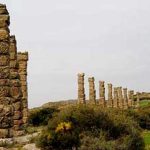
{"left": 55, "top": 122, "right": 72, "bottom": 133}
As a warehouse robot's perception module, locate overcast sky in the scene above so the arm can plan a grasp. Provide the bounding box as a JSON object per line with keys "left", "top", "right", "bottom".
{"left": 1, "top": 0, "right": 150, "bottom": 108}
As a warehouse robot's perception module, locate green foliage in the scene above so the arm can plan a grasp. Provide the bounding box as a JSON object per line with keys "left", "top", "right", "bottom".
{"left": 140, "top": 100, "right": 150, "bottom": 108}
{"left": 125, "top": 106, "right": 150, "bottom": 130}
{"left": 29, "top": 107, "right": 58, "bottom": 126}
{"left": 142, "top": 131, "right": 150, "bottom": 146}
{"left": 36, "top": 105, "right": 145, "bottom": 150}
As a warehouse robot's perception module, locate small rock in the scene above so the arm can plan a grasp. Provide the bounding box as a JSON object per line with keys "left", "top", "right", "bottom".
{"left": 23, "top": 143, "right": 40, "bottom": 150}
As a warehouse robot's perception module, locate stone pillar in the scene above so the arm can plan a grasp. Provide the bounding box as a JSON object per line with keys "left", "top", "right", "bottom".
{"left": 88, "top": 77, "right": 96, "bottom": 105}
{"left": 113, "top": 87, "right": 119, "bottom": 108}
{"left": 123, "top": 88, "right": 128, "bottom": 109}
{"left": 128, "top": 90, "right": 134, "bottom": 107}
{"left": 136, "top": 92, "right": 140, "bottom": 108}
{"left": 117, "top": 87, "right": 123, "bottom": 109}
{"left": 108, "top": 83, "right": 113, "bottom": 107}
{"left": 9, "top": 36, "right": 24, "bottom": 136}
{"left": 99, "top": 81, "right": 106, "bottom": 107}
{"left": 0, "top": 4, "right": 13, "bottom": 138}
{"left": 17, "top": 52, "right": 28, "bottom": 126}
{"left": 78, "top": 73, "right": 86, "bottom": 104}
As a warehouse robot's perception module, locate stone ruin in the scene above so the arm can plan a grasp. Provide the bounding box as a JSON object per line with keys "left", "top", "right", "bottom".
{"left": 88, "top": 77, "right": 96, "bottom": 104}
{"left": 0, "top": 4, "right": 28, "bottom": 138}
{"left": 77, "top": 73, "right": 139, "bottom": 109}
{"left": 78, "top": 73, "right": 86, "bottom": 104}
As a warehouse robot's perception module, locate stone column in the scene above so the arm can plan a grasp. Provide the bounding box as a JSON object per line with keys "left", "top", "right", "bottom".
{"left": 99, "top": 81, "right": 106, "bottom": 107}
{"left": 113, "top": 87, "right": 119, "bottom": 108}
{"left": 123, "top": 88, "right": 128, "bottom": 109}
{"left": 128, "top": 90, "right": 134, "bottom": 107}
{"left": 88, "top": 77, "right": 96, "bottom": 105}
{"left": 136, "top": 92, "right": 140, "bottom": 108}
{"left": 78, "top": 73, "right": 86, "bottom": 104}
{"left": 0, "top": 4, "right": 13, "bottom": 138}
{"left": 9, "top": 36, "right": 24, "bottom": 136}
{"left": 17, "top": 52, "right": 28, "bottom": 126}
{"left": 117, "top": 87, "right": 123, "bottom": 109}
{"left": 108, "top": 83, "right": 113, "bottom": 107}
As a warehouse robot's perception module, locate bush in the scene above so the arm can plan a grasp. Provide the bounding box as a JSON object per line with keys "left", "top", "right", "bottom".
{"left": 125, "top": 106, "right": 150, "bottom": 130}
{"left": 36, "top": 105, "right": 145, "bottom": 150}
{"left": 29, "top": 107, "right": 58, "bottom": 126}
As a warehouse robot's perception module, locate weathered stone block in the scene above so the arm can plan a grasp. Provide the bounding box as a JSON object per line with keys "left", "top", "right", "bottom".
{"left": 19, "top": 75, "right": 27, "bottom": 81}
{"left": 10, "top": 60, "right": 17, "bottom": 68}
{"left": 9, "top": 72, "right": 19, "bottom": 79}
{"left": 22, "top": 117, "right": 28, "bottom": 124}
{"left": 13, "top": 102, "right": 21, "bottom": 111}
{"left": 13, "top": 125, "right": 22, "bottom": 131}
{"left": 0, "top": 118, "right": 13, "bottom": 128}
{"left": 0, "top": 4, "right": 9, "bottom": 15}
{"left": 0, "top": 15, "right": 9, "bottom": 27}
{"left": 10, "top": 79, "right": 20, "bottom": 87}
{"left": 0, "top": 42, "right": 9, "bottom": 54}
{"left": 13, "top": 119, "right": 23, "bottom": 126}
{"left": 0, "top": 86, "right": 9, "bottom": 97}
{"left": 22, "top": 93, "right": 27, "bottom": 99}
{"left": 0, "top": 97, "right": 11, "bottom": 105}
{"left": 4, "top": 105, "right": 14, "bottom": 116}
{"left": 13, "top": 111, "right": 22, "bottom": 120}
{"left": 0, "top": 79, "right": 9, "bottom": 86}
{"left": 12, "top": 97, "right": 21, "bottom": 103}
{"left": 0, "top": 28, "right": 9, "bottom": 40}
{"left": 22, "top": 108, "right": 28, "bottom": 116}
{"left": 10, "top": 52, "right": 16, "bottom": 59}
{"left": 10, "top": 87, "right": 22, "bottom": 98}
{"left": 17, "top": 52, "right": 28, "bottom": 61}
{"left": 0, "top": 129, "right": 9, "bottom": 138}
{"left": 0, "top": 55, "right": 9, "bottom": 66}
{"left": 0, "top": 66, "right": 9, "bottom": 78}
{"left": 22, "top": 100, "right": 28, "bottom": 108}
{"left": 13, "top": 130, "right": 25, "bottom": 137}
{"left": 0, "top": 97, "right": 12, "bottom": 105}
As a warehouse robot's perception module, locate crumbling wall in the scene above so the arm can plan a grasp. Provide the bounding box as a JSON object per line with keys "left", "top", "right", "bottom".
{"left": 17, "top": 52, "right": 28, "bottom": 126}
{"left": 9, "top": 36, "right": 24, "bottom": 136}
{"left": 0, "top": 4, "right": 28, "bottom": 138}
{"left": 0, "top": 4, "right": 14, "bottom": 138}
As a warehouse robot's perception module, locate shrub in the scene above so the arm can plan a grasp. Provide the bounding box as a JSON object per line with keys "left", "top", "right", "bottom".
{"left": 125, "top": 106, "right": 150, "bottom": 130}
{"left": 36, "top": 105, "right": 145, "bottom": 150}
{"left": 29, "top": 107, "right": 58, "bottom": 126}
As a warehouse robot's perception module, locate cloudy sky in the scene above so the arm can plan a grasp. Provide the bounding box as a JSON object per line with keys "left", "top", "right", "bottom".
{"left": 1, "top": 0, "right": 150, "bottom": 108}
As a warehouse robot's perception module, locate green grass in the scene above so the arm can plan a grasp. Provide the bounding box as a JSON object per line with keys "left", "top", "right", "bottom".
{"left": 140, "top": 100, "right": 150, "bottom": 107}
{"left": 143, "top": 131, "right": 150, "bottom": 145}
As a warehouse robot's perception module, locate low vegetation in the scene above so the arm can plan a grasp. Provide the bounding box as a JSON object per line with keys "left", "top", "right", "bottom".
{"left": 29, "top": 107, "right": 59, "bottom": 126}
{"left": 35, "top": 106, "right": 144, "bottom": 150}
{"left": 27, "top": 100, "right": 150, "bottom": 150}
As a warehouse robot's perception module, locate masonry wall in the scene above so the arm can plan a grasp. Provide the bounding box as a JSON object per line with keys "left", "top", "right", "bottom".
{"left": 0, "top": 4, "right": 29, "bottom": 138}
{"left": 0, "top": 4, "right": 14, "bottom": 138}
{"left": 17, "top": 52, "right": 28, "bottom": 126}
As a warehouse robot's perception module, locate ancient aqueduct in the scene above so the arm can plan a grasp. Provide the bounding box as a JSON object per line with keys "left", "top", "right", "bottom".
{"left": 0, "top": 4, "right": 149, "bottom": 139}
